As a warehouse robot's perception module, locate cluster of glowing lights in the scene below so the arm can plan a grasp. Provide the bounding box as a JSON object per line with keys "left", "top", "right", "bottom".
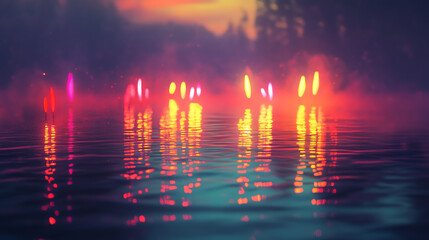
{"left": 298, "top": 71, "right": 320, "bottom": 98}
{"left": 169, "top": 81, "right": 202, "bottom": 101}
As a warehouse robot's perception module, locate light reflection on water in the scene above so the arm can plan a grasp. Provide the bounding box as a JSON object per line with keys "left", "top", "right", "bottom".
{"left": 1, "top": 104, "right": 429, "bottom": 239}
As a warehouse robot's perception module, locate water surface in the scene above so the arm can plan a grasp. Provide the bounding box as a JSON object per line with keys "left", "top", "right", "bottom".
{"left": 1, "top": 102, "right": 429, "bottom": 240}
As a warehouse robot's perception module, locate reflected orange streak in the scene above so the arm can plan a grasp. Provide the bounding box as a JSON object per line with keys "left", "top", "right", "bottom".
{"left": 43, "top": 123, "right": 57, "bottom": 224}
{"left": 188, "top": 103, "right": 202, "bottom": 157}
{"left": 294, "top": 105, "right": 306, "bottom": 194}
{"left": 236, "top": 109, "right": 252, "bottom": 203}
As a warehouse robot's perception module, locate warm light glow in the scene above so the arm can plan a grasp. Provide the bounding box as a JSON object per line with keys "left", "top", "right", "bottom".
{"left": 137, "top": 78, "right": 143, "bottom": 101}
{"left": 43, "top": 123, "right": 57, "bottom": 224}
{"left": 295, "top": 105, "right": 306, "bottom": 194}
{"left": 268, "top": 82, "right": 273, "bottom": 101}
{"left": 312, "top": 71, "right": 319, "bottom": 96}
{"left": 49, "top": 88, "right": 56, "bottom": 112}
{"left": 260, "top": 88, "right": 266, "bottom": 98}
{"left": 189, "top": 87, "right": 195, "bottom": 100}
{"left": 196, "top": 83, "right": 201, "bottom": 97}
{"left": 169, "top": 82, "right": 176, "bottom": 95}
{"left": 180, "top": 82, "right": 186, "bottom": 100}
{"left": 67, "top": 73, "right": 74, "bottom": 103}
{"left": 298, "top": 76, "right": 306, "bottom": 98}
{"left": 244, "top": 75, "right": 251, "bottom": 99}
{"left": 145, "top": 88, "right": 149, "bottom": 99}
{"left": 114, "top": 0, "right": 257, "bottom": 40}
{"left": 44, "top": 97, "right": 48, "bottom": 113}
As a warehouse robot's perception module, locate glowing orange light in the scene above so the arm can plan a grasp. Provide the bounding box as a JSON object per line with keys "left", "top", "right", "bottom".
{"left": 298, "top": 76, "right": 306, "bottom": 98}
{"left": 180, "top": 82, "right": 186, "bottom": 100}
{"left": 189, "top": 87, "right": 195, "bottom": 100}
{"left": 169, "top": 82, "right": 176, "bottom": 95}
{"left": 44, "top": 97, "right": 48, "bottom": 113}
{"left": 196, "top": 83, "right": 201, "bottom": 97}
{"left": 137, "top": 78, "right": 143, "bottom": 101}
{"left": 312, "top": 71, "right": 319, "bottom": 96}
{"left": 268, "top": 82, "right": 273, "bottom": 101}
{"left": 49, "top": 88, "right": 56, "bottom": 112}
{"left": 260, "top": 88, "right": 266, "bottom": 98}
{"left": 244, "top": 75, "right": 251, "bottom": 99}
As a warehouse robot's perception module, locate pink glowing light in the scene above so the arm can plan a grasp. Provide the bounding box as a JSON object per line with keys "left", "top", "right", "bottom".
{"left": 190, "top": 87, "right": 195, "bottom": 100}
{"left": 67, "top": 73, "right": 74, "bottom": 103}
{"left": 145, "top": 88, "right": 149, "bottom": 99}
{"left": 196, "top": 83, "right": 201, "bottom": 97}
{"left": 137, "top": 78, "right": 143, "bottom": 101}
{"left": 260, "top": 88, "right": 267, "bottom": 98}
{"left": 268, "top": 82, "right": 273, "bottom": 101}
{"left": 124, "top": 84, "right": 136, "bottom": 105}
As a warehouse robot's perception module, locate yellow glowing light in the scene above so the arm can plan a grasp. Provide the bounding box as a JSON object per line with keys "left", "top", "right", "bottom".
{"left": 180, "top": 82, "right": 186, "bottom": 100}
{"left": 298, "top": 76, "right": 306, "bottom": 98}
{"left": 244, "top": 75, "right": 251, "bottom": 99}
{"left": 169, "top": 82, "right": 176, "bottom": 95}
{"left": 312, "top": 71, "right": 319, "bottom": 96}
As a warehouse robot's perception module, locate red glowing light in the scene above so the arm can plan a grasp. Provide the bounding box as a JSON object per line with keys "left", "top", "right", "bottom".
{"left": 49, "top": 88, "right": 56, "bottom": 112}
{"left": 44, "top": 97, "right": 48, "bottom": 113}
{"left": 67, "top": 73, "right": 74, "bottom": 103}
{"left": 190, "top": 87, "right": 195, "bottom": 100}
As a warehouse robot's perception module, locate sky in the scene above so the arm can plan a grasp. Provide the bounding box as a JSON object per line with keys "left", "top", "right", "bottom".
{"left": 1, "top": 0, "right": 429, "bottom": 93}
